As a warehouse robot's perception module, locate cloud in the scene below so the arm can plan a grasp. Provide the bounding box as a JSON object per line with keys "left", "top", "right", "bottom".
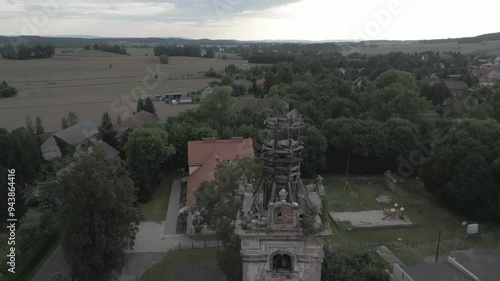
{"left": 1, "top": 0, "right": 303, "bottom": 24}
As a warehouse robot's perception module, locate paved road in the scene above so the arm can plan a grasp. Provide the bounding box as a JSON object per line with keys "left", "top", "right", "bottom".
{"left": 31, "top": 246, "right": 69, "bottom": 281}
{"left": 163, "top": 178, "right": 181, "bottom": 235}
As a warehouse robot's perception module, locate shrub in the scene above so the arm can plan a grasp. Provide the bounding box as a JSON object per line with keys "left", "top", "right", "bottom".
{"left": 159, "top": 54, "right": 169, "bottom": 64}
{"left": 0, "top": 81, "right": 17, "bottom": 98}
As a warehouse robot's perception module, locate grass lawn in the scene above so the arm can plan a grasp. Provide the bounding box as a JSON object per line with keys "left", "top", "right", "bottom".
{"left": 139, "top": 174, "right": 173, "bottom": 221}
{"left": 322, "top": 174, "right": 498, "bottom": 263}
{"left": 140, "top": 248, "right": 226, "bottom": 281}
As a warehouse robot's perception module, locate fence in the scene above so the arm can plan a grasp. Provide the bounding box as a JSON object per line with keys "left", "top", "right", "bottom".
{"left": 327, "top": 231, "right": 475, "bottom": 253}
{"left": 124, "top": 240, "right": 223, "bottom": 281}
{"left": 175, "top": 239, "right": 222, "bottom": 251}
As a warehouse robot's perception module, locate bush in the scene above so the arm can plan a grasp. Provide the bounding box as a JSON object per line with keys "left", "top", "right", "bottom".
{"left": 0, "top": 81, "right": 17, "bottom": 98}
{"left": 159, "top": 54, "right": 169, "bottom": 64}
{"left": 204, "top": 67, "right": 221, "bottom": 78}
{"left": 221, "top": 76, "right": 233, "bottom": 86}
{"left": 1, "top": 218, "right": 59, "bottom": 281}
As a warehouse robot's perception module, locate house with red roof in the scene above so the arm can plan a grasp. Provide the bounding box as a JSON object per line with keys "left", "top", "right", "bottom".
{"left": 471, "top": 66, "right": 500, "bottom": 77}
{"left": 186, "top": 137, "right": 254, "bottom": 234}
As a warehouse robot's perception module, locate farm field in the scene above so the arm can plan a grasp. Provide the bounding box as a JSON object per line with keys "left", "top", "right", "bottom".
{"left": 343, "top": 40, "right": 500, "bottom": 55}
{"left": 0, "top": 50, "right": 254, "bottom": 131}
{"left": 321, "top": 174, "right": 498, "bottom": 265}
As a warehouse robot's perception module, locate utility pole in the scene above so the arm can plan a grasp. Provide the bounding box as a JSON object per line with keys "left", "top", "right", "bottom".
{"left": 435, "top": 230, "right": 442, "bottom": 263}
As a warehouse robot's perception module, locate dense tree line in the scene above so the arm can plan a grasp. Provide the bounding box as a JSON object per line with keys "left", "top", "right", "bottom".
{"left": 0, "top": 44, "right": 55, "bottom": 60}
{"left": 248, "top": 54, "right": 295, "bottom": 64}
{"left": 87, "top": 43, "right": 128, "bottom": 55}
{"left": 153, "top": 45, "right": 202, "bottom": 57}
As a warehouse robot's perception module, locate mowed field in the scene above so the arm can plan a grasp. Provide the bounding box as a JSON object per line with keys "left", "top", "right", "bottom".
{"left": 343, "top": 40, "right": 500, "bottom": 55}
{"left": 0, "top": 50, "right": 254, "bottom": 131}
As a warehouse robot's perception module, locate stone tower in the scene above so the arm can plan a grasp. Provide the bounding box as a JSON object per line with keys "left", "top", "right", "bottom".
{"left": 235, "top": 110, "right": 331, "bottom": 281}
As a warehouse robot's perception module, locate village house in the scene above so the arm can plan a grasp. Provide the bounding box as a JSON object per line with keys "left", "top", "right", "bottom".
{"left": 40, "top": 121, "right": 101, "bottom": 161}
{"left": 354, "top": 76, "right": 369, "bottom": 88}
{"left": 115, "top": 110, "right": 160, "bottom": 135}
{"left": 429, "top": 80, "right": 468, "bottom": 96}
{"left": 185, "top": 137, "right": 254, "bottom": 234}
{"left": 255, "top": 78, "right": 266, "bottom": 89}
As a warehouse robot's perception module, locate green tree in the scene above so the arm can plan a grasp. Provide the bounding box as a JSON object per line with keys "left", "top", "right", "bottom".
{"left": 196, "top": 87, "right": 234, "bottom": 132}
{"left": 322, "top": 118, "right": 389, "bottom": 174}
{"left": 0, "top": 81, "right": 17, "bottom": 98}
{"left": 420, "top": 118, "right": 500, "bottom": 222}
{"left": 35, "top": 116, "right": 44, "bottom": 136}
{"left": 322, "top": 247, "right": 390, "bottom": 281}
{"left": 275, "top": 64, "right": 294, "bottom": 84}
{"left": 10, "top": 127, "right": 42, "bottom": 182}
{"left": 26, "top": 117, "right": 34, "bottom": 133}
{"left": 123, "top": 126, "right": 175, "bottom": 201}
{"left": 58, "top": 146, "right": 140, "bottom": 280}
{"left": 92, "top": 44, "right": 100, "bottom": 50}
{"left": 0, "top": 128, "right": 41, "bottom": 225}
{"left": 159, "top": 54, "right": 169, "bottom": 64}
{"left": 98, "top": 112, "right": 117, "bottom": 147}
{"left": 193, "top": 158, "right": 261, "bottom": 281}
{"left": 221, "top": 75, "right": 233, "bottom": 86}
{"left": 374, "top": 69, "right": 418, "bottom": 90}
{"left": 83, "top": 45, "right": 91, "bottom": 51}
{"left": 165, "top": 121, "right": 217, "bottom": 168}
{"left": 143, "top": 98, "right": 156, "bottom": 114}
{"left": 137, "top": 98, "right": 145, "bottom": 113}
{"left": 231, "top": 83, "right": 246, "bottom": 97}
{"left": 301, "top": 125, "right": 327, "bottom": 176}
{"left": 61, "top": 117, "right": 68, "bottom": 129}
{"left": 421, "top": 82, "right": 451, "bottom": 106}
{"left": 370, "top": 84, "right": 431, "bottom": 124}
{"left": 329, "top": 97, "right": 360, "bottom": 119}
{"left": 204, "top": 47, "right": 216, "bottom": 58}
{"left": 67, "top": 112, "right": 79, "bottom": 127}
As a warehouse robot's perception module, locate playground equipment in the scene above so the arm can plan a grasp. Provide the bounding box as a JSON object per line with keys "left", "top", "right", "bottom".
{"left": 341, "top": 178, "right": 351, "bottom": 191}
{"left": 382, "top": 204, "right": 406, "bottom": 221}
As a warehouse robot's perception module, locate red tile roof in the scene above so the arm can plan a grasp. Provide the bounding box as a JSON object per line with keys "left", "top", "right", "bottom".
{"left": 116, "top": 111, "right": 160, "bottom": 133}
{"left": 187, "top": 138, "right": 254, "bottom": 166}
{"left": 472, "top": 66, "right": 499, "bottom": 76}
{"left": 256, "top": 78, "right": 266, "bottom": 87}
{"left": 187, "top": 138, "right": 254, "bottom": 208}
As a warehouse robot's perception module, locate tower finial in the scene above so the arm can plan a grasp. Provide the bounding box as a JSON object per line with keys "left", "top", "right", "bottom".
{"left": 279, "top": 188, "right": 288, "bottom": 202}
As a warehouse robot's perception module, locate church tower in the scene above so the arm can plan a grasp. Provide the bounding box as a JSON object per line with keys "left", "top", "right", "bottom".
{"left": 235, "top": 110, "right": 331, "bottom": 281}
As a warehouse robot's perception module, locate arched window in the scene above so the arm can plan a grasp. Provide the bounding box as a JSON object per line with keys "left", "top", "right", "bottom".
{"left": 271, "top": 253, "right": 292, "bottom": 271}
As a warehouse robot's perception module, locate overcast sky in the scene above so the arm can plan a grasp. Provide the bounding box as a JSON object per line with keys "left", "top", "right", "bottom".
{"left": 1, "top": 0, "right": 500, "bottom": 41}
